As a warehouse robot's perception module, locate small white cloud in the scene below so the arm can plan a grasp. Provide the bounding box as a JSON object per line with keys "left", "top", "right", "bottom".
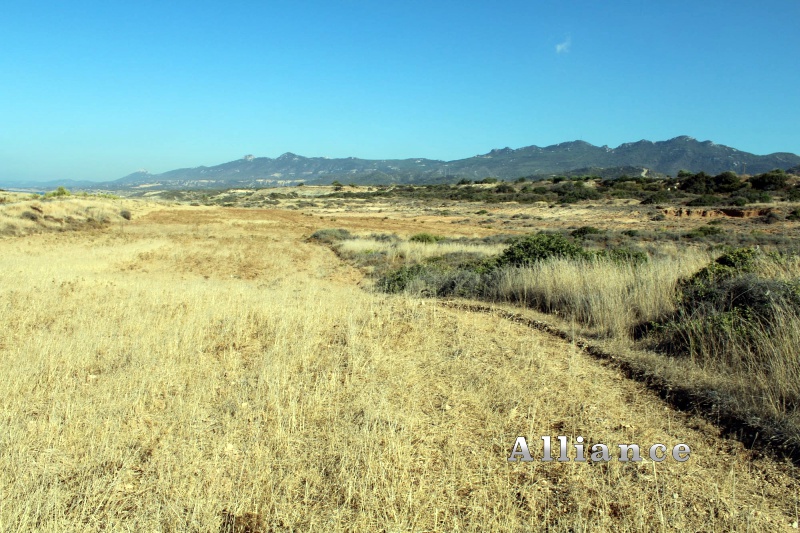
{"left": 556, "top": 35, "right": 571, "bottom": 54}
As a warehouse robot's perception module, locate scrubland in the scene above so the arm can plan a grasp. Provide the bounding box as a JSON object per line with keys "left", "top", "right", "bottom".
{"left": 1, "top": 199, "right": 799, "bottom": 531}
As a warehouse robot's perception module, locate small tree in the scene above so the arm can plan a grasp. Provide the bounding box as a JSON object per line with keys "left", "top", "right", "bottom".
{"left": 750, "top": 169, "right": 788, "bottom": 191}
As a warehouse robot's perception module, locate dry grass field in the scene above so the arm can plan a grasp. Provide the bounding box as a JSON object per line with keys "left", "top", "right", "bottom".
{"left": 1, "top": 198, "right": 799, "bottom": 531}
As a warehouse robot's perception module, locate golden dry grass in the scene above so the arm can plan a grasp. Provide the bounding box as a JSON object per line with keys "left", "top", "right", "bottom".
{"left": 0, "top": 204, "right": 799, "bottom": 531}
{"left": 487, "top": 251, "right": 713, "bottom": 338}
{"left": 337, "top": 238, "right": 507, "bottom": 264}
{"left": 0, "top": 197, "right": 136, "bottom": 236}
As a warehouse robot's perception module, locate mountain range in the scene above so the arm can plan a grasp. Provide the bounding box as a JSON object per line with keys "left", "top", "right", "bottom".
{"left": 4, "top": 136, "right": 799, "bottom": 191}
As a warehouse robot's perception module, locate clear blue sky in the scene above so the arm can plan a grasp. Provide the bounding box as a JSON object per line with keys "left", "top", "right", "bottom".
{"left": 2, "top": 1, "right": 799, "bottom": 183}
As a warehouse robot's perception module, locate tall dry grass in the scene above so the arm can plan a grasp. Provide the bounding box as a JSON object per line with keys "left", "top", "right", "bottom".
{"left": 487, "top": 251, "right": 713, "bottom": 338}
{"left": 0, "top": 197, "right": 131, "bottom": 236}
{"left": 337, "top": 238, "right": 507, "bottom": 264}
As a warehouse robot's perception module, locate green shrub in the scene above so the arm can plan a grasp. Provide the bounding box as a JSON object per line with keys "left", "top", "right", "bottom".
{"left": 678, "top": 171, "right": 743, "bottom": 194}
{"left": 376, "top": 264, "right": 430, "bottom": 293}
{"left": 730, "top": 197, "right": 748, "bottom": 206}
{"left": 686, "top": 195, "right": 722, "bottom": 207}
{"left": 494, "top": 233, "right": 588, "bottom": 267}
{"left": 750, "top": 169, "right": 788, "bottom": 191}
{"left": 409, "top": 232, "right": 444, "bottom": 244}
{"left": 570, "top": 226, "right": 603, "bottom": 238}
{"left": 784, "top": 187, "right": 800, "bottom": 201}
{"left": 678, "top": 248, "right": 760, "bottom": 307}
{"left": 684, "top": 225, "right": 724, "bottom": 239}
{"left": 651, "top": 248, "right": 800, "bottom": 360}
{"left": 640, "top": 191, "right": 671, "bottom": 205}
{"left": 731, "top": 190, "right": 773, "bottom": 205}
{"left": 310, "top": 228, "right": 352, "bottom": 244}
{"left": 44, "top": 186, "right": 71, "bottom": 198}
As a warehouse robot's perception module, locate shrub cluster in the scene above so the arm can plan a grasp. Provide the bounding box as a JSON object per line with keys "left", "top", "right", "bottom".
{"left": 679, "top": 171, "right": 744, "bottom": 195}
{"left": 654, "top": 248, "right": 800, "bottom": 365}
{"left": 409, "top": 233, "right": 444, "bottom": 244}
{"left": 309, "top": 228, "right": 352, "bottom": 244}
{"left": 377, "top": 232, "right": 648, "bottom": 297}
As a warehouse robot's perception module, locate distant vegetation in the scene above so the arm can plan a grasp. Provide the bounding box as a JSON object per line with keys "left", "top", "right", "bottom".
{"left": 319, "top": 169, "right": 799, "bottom": 207}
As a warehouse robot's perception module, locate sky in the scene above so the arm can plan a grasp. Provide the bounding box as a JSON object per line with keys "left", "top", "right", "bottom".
{"left": 1, "top": 1, "right": 799, "bottom": 183}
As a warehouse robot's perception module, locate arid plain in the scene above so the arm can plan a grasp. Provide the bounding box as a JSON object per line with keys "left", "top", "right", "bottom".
{"left": 1, "top": 192, "right": 799, "bottom": 531}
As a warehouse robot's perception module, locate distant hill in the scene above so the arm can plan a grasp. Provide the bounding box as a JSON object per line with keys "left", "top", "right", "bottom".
{"left": 101, "top": 136, "right": 800, "bottom": 189}
{"left": 0, "top": 178, "right": 99, "bottom": 191}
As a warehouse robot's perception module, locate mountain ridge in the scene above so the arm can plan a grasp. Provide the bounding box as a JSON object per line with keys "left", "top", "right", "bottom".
{"left": 5, "top": 136, "right": 797, "bottom": 190}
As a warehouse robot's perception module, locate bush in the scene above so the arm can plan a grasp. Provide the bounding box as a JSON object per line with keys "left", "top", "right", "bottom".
{"left": 640, "top": 191, "right": 671, "bottom": 205}
{"left": 679, "top": 172, "right": 713, "bottom": 194}
{"left": 120, "top": 209, "right": 132, "bottom": 220}
{"left": 570, "top": 226, "right": 603, "bottom": 238}
{"left": 376, "top": 264, "right": 430, "bottom": 293}
{"left": 730, "top": 197, "right": 748, "bottom": 206}
{"left": 479, "top": 177, "right": 499, "bottom": 184}
{"left": 656, "top": 249, "right": 800, "bottom": 362}
{"left": 730, "top": 190, "right": 772, "bottom": 205}
{"left": 20, "top": 211, "right": 40, "bottom": 222}
{"left": 750, "top": 169, "right": 788, "bottom": 191}
{"left": 783, "top": 186, "right": 800, "bottom": 201}
{"left": 494, "top": 183, "right": 515, "bottom": 194}
{"left": 310, "top": 228, "right": 352, "bottom": 244}
{"left": 678, "top": 171, "right": 743, "bottom": 195}
{"left": 711, "top": 171, "right": 744, "bottom": 193}
{"left": 43, "top": 186, "right": 71, "bottom": 199}
{"left": 409, "top": 233, "right": 444, "bottom": 244}
{"left": 686, "top": 195, "right": 723, "bottom": 207}
{"left": 494, "top": 233, "right": 588, "bottom": 267}
{"left": 678, "top": 248, "right": 760, "bottom": 307}
{"left": 684, "top": 225, "right": 724, "bottom": 239}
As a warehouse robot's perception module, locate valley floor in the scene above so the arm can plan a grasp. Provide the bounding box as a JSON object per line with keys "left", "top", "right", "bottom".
{"left": 1, "top": 204, "right": 798, "bottom": 531}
